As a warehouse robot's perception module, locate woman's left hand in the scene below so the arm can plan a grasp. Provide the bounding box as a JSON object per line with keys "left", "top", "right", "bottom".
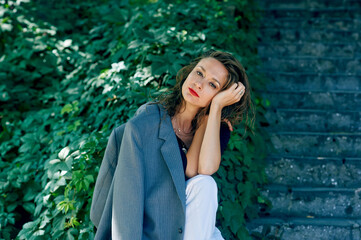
{"left": 212, "top": 82, "right": 245, "bottom": 109}
{"left": 223, "top": 118, "right": 233, "bottom": 132}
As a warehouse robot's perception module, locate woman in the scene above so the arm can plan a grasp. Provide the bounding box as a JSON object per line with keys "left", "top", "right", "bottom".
{"left": 90, "top": 50, "right": 251, "bottom": 240}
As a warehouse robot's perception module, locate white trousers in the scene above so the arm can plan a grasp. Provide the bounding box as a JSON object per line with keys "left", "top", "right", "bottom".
{"left": 184, "top": 175, "right": 224, "bottom": 240}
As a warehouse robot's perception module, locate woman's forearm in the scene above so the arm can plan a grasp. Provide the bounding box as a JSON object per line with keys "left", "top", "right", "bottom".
{"left": 185, "top": 119, "right": 207, "bottom": 178}
{"left": 198, "top": 103, "right": 222, "bottom": 175}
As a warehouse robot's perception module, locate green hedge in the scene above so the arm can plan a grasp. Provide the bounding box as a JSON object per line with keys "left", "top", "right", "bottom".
{"left": 0, "top": 0, "right": 270, "bottom": 239}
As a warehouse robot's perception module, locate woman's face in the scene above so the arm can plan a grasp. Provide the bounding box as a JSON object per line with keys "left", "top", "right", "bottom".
{"left": 182, "top": 57, "right": 228, "bottom": 109}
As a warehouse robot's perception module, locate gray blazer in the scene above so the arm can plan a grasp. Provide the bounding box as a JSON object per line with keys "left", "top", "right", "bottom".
{"left": 90, "top": 103, "right": 186, "bottom": 240}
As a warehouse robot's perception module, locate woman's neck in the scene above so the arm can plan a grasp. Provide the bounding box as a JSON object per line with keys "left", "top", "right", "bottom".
{"left": 173, "top": 102, "right": 199, "bottom": 134}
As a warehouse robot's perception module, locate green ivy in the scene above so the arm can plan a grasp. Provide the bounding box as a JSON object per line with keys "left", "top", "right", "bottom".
{"left": 0, "top": 0, "right": 271, "bottom": 239}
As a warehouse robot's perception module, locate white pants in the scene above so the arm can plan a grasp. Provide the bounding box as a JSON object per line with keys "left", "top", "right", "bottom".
{"left": 184, "top": 175, "right": 224, "bottom": 240}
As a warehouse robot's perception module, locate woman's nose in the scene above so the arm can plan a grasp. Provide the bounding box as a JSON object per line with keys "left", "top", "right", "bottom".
{"left": 194, "top": 80, "right": 202, "bottom": 89}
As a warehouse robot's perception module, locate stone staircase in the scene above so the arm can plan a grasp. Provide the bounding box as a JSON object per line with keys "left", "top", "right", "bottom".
{"left": 249, "top": 0, "right": 361, "bottom": 239}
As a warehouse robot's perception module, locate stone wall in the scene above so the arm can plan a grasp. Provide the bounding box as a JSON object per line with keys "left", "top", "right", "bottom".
{"left": 249, "top": 0, "right": 361, "bottom": 239}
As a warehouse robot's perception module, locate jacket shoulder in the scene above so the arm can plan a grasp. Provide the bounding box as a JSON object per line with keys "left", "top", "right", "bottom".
{"left": 131, "top": 102, "right": 161, "bottom": 123}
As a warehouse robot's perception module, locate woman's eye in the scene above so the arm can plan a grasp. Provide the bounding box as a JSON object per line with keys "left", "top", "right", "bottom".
{"left": 196, "top": 71, "right": 203, "bottom": 77}
{"left": 209, "top": 82, "right": 216, "bottom": 89}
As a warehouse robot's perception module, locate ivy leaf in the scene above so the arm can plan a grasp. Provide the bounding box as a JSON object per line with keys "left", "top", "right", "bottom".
{"left": 66, "top": 228, "right": 78, "bottom": 240}
{"left": 19, "top": 133, "right": 37, "bottom": 153}
{"left": 53, "top": 215, "right": 66, "bottom": 232}
{"left": 221, "top": 200, "right": 243, "bottom": 223}
{"left": 23, "top": 202, "right": 35, "bottom": 214}
{"left": 33, "top": 230, "right": 45, "bottom": 236}
{"left": 61, "top": 104, "right": 73, "bottom": 115}
{"left": 58, "top": 147, "right": 70, "bottom": 160}
{"left": 236, "top": 228, "right": 252, "bottom": 240}
{"left": 83, "top": 175, "right": 94, "bottom": 190}
{"left": 230, "top": 214, "right": 245, "bottom": 234}
{"left": 22, "top": 221, "right": 37, "bottom": 229}
{"left": 23, "top": 186, "right": 37, "bottom": 201}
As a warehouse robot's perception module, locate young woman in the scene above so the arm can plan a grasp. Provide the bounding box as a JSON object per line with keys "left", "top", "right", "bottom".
{"left": 90, "top": 50, "right": 251, "bottom": 240}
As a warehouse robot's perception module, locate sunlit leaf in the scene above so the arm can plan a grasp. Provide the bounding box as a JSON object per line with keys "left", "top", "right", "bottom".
{"left": 58, "top": 147, "right": 70, "bottom": 160}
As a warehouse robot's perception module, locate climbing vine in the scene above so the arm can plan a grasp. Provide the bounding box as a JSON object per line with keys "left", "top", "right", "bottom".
{"left": 0, "top": 0, "right": 270, "bottom": 239}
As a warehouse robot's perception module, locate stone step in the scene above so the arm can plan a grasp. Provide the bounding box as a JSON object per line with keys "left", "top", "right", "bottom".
{"left": 265, "top": 156, "right": 361, "bottom": 188}
{"left": 258, "top": 42, "right": 361, "bottom": 58}
{"left": 260, "top": 17, "right": 361, "bottom": 32}
{"left": 259, "top": 72, "right": 361, "bottom": 92}
{"left": 258, "top": 27, "right": 360, "bottom": 44}
{"left": 262, "top": 7, "right": 361, "bottom": 21}
{"left": 263, "top": 90, "right": 361, "bottom": 111}
{"left": 248, "top": 217, "right": 361, "bottom": 240}
{"left": 261, "top": 8, "right": 361, "bottom": 19}
{"left": 258, "top": 0, "right": 361, "bottom": 9}
{"left": 260, "top": 56, "right": 361, "bottom": 74}
{"left": 261, "top": 91, "right": 361, "bottom": 110}
{"left": 269, "top": 132, "right": 361, "bottom": 158}
{"left": 261, "top": 186, "right": 361, "bottom": 218}
{"left": 265, "top": 109, "right": 361, "bottom": 132}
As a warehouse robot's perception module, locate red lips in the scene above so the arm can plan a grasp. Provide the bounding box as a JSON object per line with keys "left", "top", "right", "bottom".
{"left": 188, "top": 88, "right": 199, "bottom": 97}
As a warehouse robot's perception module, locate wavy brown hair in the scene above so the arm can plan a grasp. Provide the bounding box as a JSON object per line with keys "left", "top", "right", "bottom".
{"left": 158, "top": 50, "right": 253, "bottom": 130}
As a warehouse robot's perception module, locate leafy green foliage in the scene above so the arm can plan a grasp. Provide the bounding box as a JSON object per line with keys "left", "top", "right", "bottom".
{"left": 0, "top": 0, "right": 271, "bottom": 239}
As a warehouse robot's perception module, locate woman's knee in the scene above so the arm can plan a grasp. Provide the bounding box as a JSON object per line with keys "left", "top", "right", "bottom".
{"left": 197, "top": 175, "right": 217, "bottom": 190}
{"left": 187, "top": 174, "right": 218, "bottom": 197}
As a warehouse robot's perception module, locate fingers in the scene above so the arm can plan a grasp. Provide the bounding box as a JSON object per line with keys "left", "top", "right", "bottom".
{"left": 223, "top": 118, "right": 233, "bottom": 132}
{"left": 237, "top": 82, "right": 246, "bottom": 94}
{"left": 230, "top": 82, "right": 245, "bottom": 101}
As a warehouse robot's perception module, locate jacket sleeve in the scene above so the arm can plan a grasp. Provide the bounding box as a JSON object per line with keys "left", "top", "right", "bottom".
{"left": 112, "top": 120, "right": 145, "bottom": 239}
{"left": 90, "top": 124, "right": 125, "bottom": 227}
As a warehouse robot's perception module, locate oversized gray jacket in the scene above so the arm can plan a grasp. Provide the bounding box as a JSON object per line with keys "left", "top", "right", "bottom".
{"left": 90, "top": 103, "right": 186, "bottom": 240}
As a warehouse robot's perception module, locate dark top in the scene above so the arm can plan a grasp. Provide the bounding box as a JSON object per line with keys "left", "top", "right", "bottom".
{"left": 175, "top": 122, "right": 231, "bottom": 181}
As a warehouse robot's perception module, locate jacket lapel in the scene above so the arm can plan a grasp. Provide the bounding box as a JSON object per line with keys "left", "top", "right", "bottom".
{"left": 158, "top": 105, "right": 186, "bottom": 213}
